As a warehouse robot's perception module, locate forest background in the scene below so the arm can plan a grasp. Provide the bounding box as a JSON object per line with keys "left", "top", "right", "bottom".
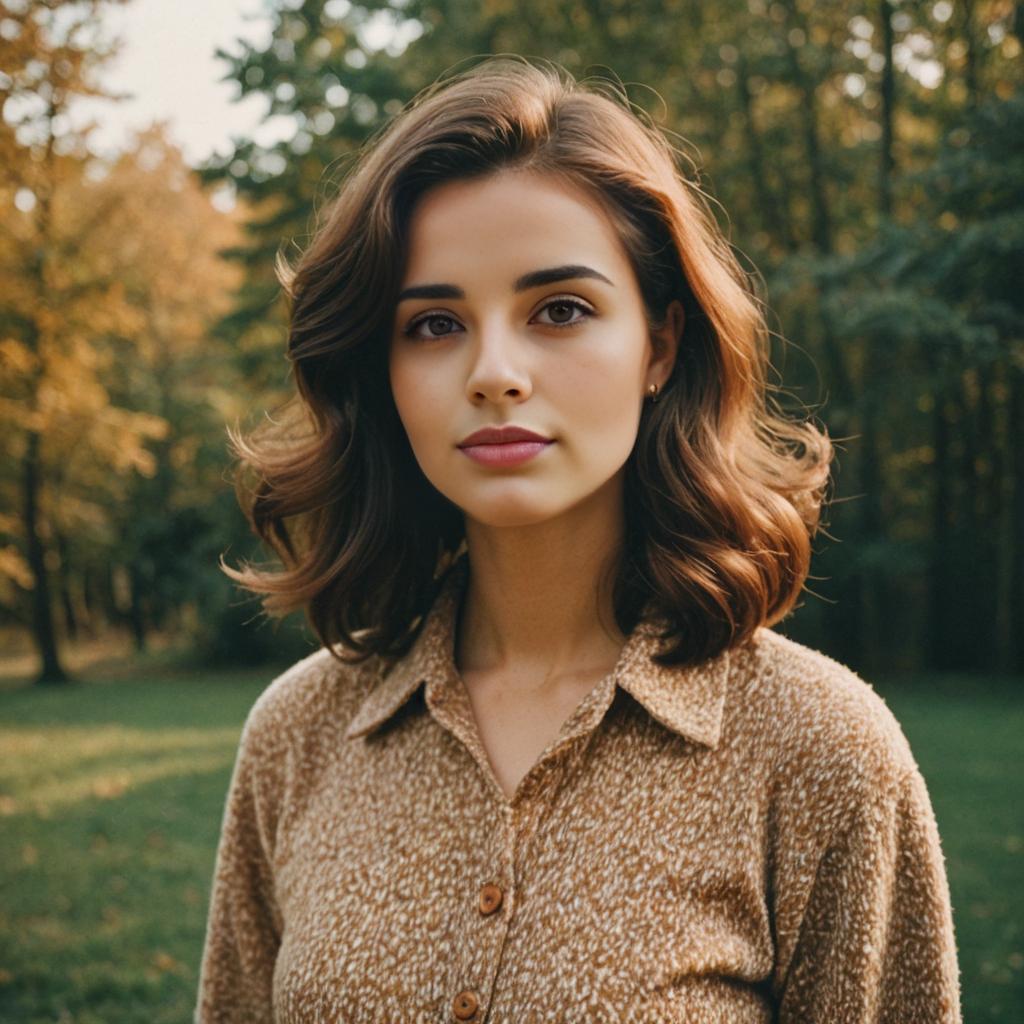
{"left": 3, "top": 0, "right": 1021, "bottom": 684}
{"left": 1, "top": 1, "right": 1022, "bottom": 1022}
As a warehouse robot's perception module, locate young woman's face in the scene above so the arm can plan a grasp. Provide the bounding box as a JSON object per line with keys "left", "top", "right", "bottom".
{"left": 388, "top": 168, "right": 682, "bottom": 529}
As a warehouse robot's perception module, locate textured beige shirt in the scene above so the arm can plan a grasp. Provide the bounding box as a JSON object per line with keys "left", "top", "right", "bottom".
{"left": 195, "top": 555, "right": 962, "bottom": 1023}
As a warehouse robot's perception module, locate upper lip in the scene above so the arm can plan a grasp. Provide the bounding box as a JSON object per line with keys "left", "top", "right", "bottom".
{"left": 458, "top": 425, "right": 553, "bottom": 447}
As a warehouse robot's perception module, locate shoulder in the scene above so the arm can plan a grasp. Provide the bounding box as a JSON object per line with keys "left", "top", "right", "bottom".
{"left": 239, "top": 644, "right": 383, "bottom": 760}
{"left": 729, "top": 627, "right": 919, "bottom": 827}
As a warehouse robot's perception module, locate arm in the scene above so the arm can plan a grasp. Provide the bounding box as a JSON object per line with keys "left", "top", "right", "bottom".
{"left": 195, "top": 709, "right": 284, "bottom": 1024}
{"left": 777, "top": 766, "right": 962, "bottom": 1023}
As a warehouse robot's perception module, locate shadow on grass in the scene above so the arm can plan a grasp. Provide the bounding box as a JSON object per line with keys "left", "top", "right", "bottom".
{"left": 0, "top": 734, "right": 252, "bottom": 1023}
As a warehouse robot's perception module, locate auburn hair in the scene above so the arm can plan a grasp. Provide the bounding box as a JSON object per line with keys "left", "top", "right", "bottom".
{"left": 220, "top": 55, "right": 833, "bottom": 669}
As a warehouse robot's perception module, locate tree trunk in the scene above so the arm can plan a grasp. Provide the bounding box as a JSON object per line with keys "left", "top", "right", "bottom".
{"left": 972, "top": 362, "right": 1002, "bottom": 669}
{"left": 80, "top": 563, "right": 98, "bottom": 637}
{"left": 878, "top": 0, "right": 895, "bottom": 220}
{"left": 24, "top": 430, "right": 68, "bottom": 684}
{"left": 926, "top": 389, "right": 953, "bottom": 670}
{"left": 23, "top": 88, "right": 69, "bottom": 685}
{"left": 100, "top": 561, "right": 121, "bottom": 625}
{"left": 779, "top": 0, "right": 833, "bottom": 253}
{"left": 128, "top": 562, "right": 147, "bottom": 653}
{"left": 857, "top": 400, "right": 883, "bottom": 674}
{"left": 985, "top": 359, "right": 1013, "bottom": 672}
{"left": 735, "top": 50, "right": 796, "bottom": 250}
{"left": 823, "top": 504, "right": 867, "bottom": 672}
{"left": 957, "top": 370, "right": 986, "bottom": 668}
{"left": 961, "top": 0, "right": 980, "bottom": 109}
{"left": 55, "top": 530, "right": 78, "bottom": 642}
{"left": 1010, "top": 365, "right": 1024, "bottom": 671}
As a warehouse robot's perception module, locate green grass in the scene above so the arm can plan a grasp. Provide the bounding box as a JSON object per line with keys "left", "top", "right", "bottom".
{"left": 873, "top": 673, "right": 1024, "bottom": 1024}
{"left": 0, "top": 662, "right": 1020, "bottom": 1023}
{"left": 0, "top": 663, "right": 279, "bottom": 1024}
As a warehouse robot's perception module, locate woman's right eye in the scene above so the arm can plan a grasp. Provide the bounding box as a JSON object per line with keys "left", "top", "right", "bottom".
{"left": 404, "top": 312, "right": 463, "bottom": 341}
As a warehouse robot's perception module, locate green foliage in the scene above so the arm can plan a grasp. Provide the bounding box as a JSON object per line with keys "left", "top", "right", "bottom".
{"left": 191, "top": 0, "right": 1024, "bottom": 675}
{"left": 5, "top": 0, "right": 1020, "bottom": 674}
{"left": 787, "top": 87, "right": 1023, "bottom": 670}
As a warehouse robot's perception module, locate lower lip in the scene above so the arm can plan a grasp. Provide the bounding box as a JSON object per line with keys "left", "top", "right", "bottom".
{"left": 459, "top": 441, "right": 554, "bottom": 467}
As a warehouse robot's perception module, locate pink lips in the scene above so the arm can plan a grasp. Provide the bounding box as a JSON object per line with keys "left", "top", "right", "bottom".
{"left": 457, "top": 425, "right": 554, "bottom": 467}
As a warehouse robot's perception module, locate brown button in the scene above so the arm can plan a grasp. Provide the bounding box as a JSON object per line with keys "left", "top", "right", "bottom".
{"left": 478, "top": 883, "right": 503, "bottom": 915}
{"left": 452, "top": 989, "right": 479, "bottom": 1020}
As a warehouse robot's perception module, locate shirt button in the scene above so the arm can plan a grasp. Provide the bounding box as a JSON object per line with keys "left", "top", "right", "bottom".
{"left": 478, "top": 883, "right": 503, "bottom": 915}
{"left": 452, "top": 989, "right": 479, "bottom": 1020}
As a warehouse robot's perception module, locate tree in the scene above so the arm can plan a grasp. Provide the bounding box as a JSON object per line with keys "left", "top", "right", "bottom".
{"left": 0, "top": 2, "right": 249, "bottom": 682}
{"left": 199, "top": 0, "right": 1022, "bottom": 673}
{"left": 1, "top": 0, "right": 132, "bottom": 683}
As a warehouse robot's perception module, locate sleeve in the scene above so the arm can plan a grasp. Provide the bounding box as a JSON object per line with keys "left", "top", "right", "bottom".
{"left": 194, "top": 707, "right": 284, "bottom": 1024}
{"left": 777, "top": 766, "right": 963, "bottom": 1023}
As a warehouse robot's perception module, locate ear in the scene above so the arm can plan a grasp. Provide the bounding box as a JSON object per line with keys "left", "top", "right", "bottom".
{"left": 648, "top": 299, "right": 685, "bottom": 389}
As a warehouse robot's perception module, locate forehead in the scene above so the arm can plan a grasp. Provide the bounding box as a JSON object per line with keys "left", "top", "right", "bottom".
{"left": 399, "top": 169, "right": 631, "bottom": 284}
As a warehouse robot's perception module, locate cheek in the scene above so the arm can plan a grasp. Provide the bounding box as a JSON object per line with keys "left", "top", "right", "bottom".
{"left": 389, "top": 355, "right": 452, "bottom": 469}
{"left": 554, "top": 342, "right": 646, "bottom": 461}
{"left": 389, "top": 353, "right": 426, "bottom": 432}
{"left": 555, "top": 337, "right": 645, "bottom": 415}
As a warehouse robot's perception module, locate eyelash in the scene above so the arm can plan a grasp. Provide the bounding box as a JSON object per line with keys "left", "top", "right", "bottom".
{"left": 402, "top": 296, "right": 596, "bottom": 341}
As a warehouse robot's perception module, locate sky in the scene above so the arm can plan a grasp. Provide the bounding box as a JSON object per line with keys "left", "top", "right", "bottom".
{"left": 70, "top": 0, "right": 288, "bottom": 167}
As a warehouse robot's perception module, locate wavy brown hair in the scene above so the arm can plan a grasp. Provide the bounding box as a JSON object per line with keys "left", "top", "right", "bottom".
{"left": 221, "top": 55, "right": 833, "bottom": 669}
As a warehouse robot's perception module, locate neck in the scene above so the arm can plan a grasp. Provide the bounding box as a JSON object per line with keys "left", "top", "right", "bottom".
{"left": 454, "top": 481, "right": 629, "bottom": 693}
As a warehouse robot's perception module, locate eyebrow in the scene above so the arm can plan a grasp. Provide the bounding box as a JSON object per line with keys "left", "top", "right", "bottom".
{"left": 396, "top": 264, "right": 614, "bottom": 303}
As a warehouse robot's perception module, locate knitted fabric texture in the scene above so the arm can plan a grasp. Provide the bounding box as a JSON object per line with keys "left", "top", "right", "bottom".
{"left": 195, "top": 555, "right": 962, "bottom": 1023}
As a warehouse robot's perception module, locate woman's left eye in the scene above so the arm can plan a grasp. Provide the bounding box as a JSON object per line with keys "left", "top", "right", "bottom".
{"left": 532, "top": 297, "right": 595, "bottom": 329}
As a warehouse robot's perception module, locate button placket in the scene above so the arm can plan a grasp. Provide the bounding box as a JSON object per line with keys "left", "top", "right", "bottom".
{"left": 449, "top": 809, "right": 516, "bottom": 1023}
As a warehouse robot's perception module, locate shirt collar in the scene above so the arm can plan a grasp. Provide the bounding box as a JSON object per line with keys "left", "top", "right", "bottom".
{"left": 344, "top": 555, "right": 731, "bottom": 749}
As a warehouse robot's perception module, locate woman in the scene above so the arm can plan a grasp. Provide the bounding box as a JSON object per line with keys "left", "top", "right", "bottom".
{"left": 196, "top": 56, "right": 962, "bottom": 1023}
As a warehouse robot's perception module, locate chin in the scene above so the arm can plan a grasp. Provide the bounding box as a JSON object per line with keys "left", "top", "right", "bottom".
{"left": 459, "top": 492, "right": 572, "bottom": 529}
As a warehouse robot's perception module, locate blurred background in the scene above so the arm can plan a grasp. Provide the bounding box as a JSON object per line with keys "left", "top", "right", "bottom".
{"left": 0, "top": 0, "right": 1020, "bottom": 1021}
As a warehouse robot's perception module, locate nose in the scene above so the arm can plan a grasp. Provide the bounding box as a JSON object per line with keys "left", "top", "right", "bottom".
{"left": 464, "top": 319, "right": 533, "bottom": 404}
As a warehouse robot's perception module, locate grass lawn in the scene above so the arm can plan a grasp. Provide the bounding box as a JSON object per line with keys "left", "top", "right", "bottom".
{"left": 872, "top": 672, "right": 1024, "bottom": 1023}
{"left": 0, "top": 654, "right": 1020, "bottom": 1023}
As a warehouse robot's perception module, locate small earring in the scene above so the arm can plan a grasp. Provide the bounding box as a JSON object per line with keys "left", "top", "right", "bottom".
{"left": 647, "top": 383, "right": 660, "bottom": 403}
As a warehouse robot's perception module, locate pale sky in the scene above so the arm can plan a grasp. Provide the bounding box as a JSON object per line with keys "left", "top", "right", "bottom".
{"left": 70, "top": 0, "right": 289, "bottom": 167}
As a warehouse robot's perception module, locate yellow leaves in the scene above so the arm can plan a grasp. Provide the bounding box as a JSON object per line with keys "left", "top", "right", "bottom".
{"left": 133, "top": 410, "right": 171, "bottom": 441}
{"left": 46, "top": 405, "right": 173, "bottom": 477}
{"left": 204, "top": 384, "right": 253, "bottom": 424}
{"left": 33, "top": 347, "right": 110, "bottom": 434}
{"left": 1, "top": 119, "right": 244, "bottom": 546}
{"left": 0, "top": 546, "right": 34, "bottom": 590}
{"left": 66, "top": 406, "right": 171, "bottom": 477}
{"left": 170, "top": 435, "right": 201, "bottom": 471}
{"left": 0, "top": 337, "right": 38, "bottom": 374}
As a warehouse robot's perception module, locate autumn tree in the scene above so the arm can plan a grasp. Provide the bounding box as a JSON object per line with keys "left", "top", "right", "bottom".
{"left": 1, "top": 0, "right": 133, "bottom": 682}
{"left": 1, "top": 2, "right": 247, "bottom": 681}
{"left": 54, "top": 126, "right": 246, "bottom": 656}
